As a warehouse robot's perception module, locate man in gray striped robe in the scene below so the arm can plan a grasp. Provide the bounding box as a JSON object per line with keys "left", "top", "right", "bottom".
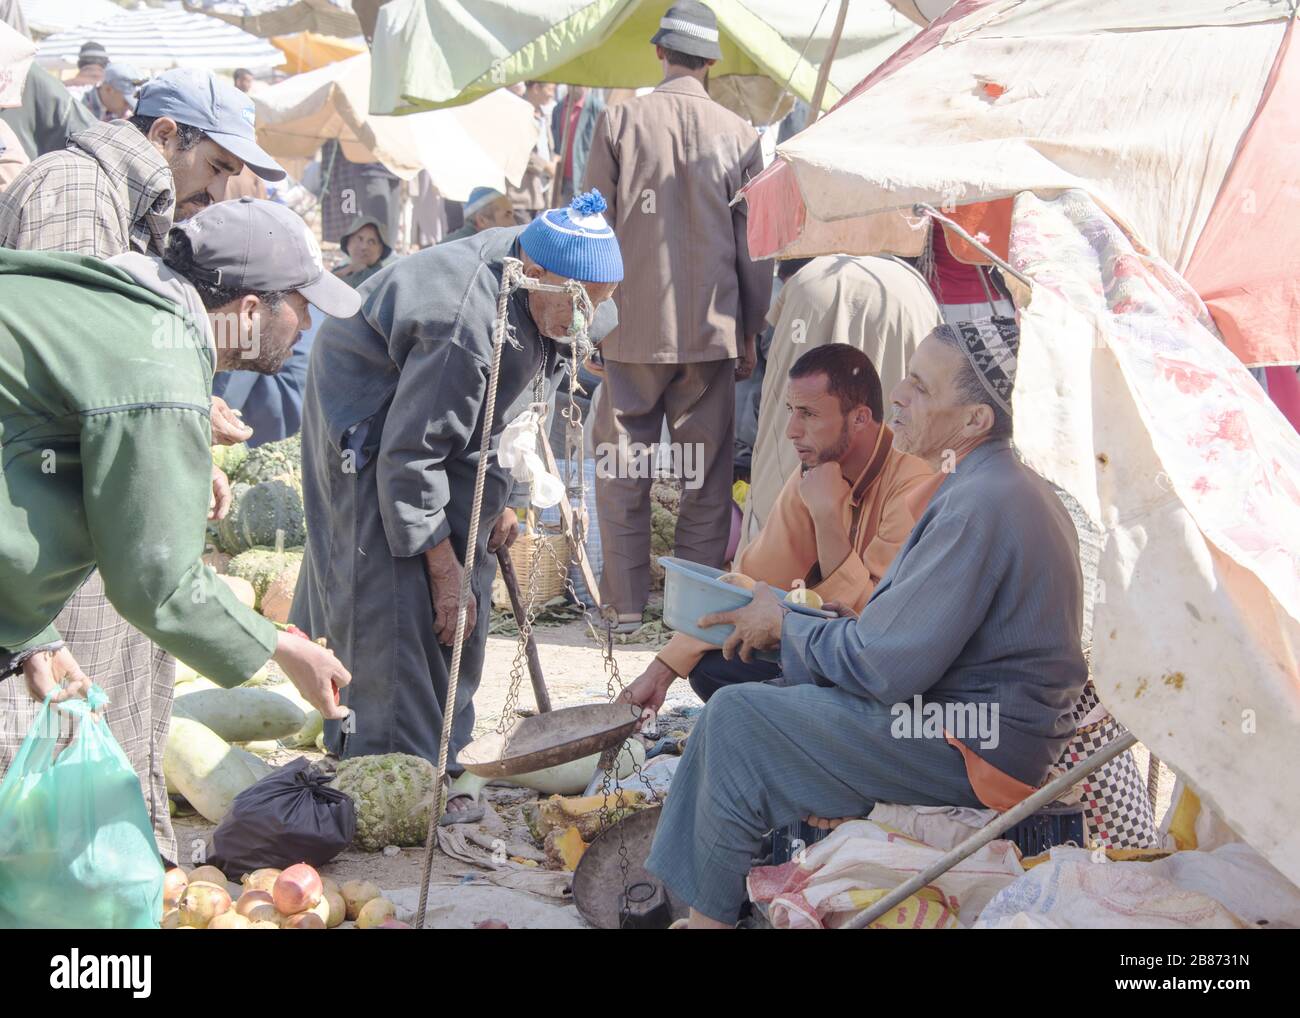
{"left": 641, "top": 319, "right": 1088, "bottom": 927}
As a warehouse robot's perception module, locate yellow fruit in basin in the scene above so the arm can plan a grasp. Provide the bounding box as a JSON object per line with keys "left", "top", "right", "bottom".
{"left": 718, "top": 572, "right": 756, "bottom": 590}
{"left": 785, "top": 587, "right": 823, "bottom": 610}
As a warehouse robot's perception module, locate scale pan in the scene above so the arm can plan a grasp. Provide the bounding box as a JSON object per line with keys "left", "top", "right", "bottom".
{"left": 457, "top": 703, "right": 642, "bottom": 778}
{"left": 572, "top": 806, "right": 687, "bottom": 929}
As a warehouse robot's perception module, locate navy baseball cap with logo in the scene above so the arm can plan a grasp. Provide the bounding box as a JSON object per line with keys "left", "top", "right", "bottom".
{"left": 135, "top": 67, "right": 286, "bottom": 181}
{"left": 169, "top": 197, "right": 361, "bottom": 319}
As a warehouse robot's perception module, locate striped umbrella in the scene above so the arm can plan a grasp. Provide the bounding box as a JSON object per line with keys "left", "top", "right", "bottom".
{"left": 18, "top": 0, "right": 122, "bottom": 37}
{"left": 35, "top": 8, "right": 282, "bottom": 72}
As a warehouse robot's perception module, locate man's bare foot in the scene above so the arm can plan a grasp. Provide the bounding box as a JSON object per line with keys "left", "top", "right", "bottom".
{"left": 687, "top": 907, "right": 732, "bottom": 929}
{"left": 804, "top": 814, "right": 857, "bottom": 831}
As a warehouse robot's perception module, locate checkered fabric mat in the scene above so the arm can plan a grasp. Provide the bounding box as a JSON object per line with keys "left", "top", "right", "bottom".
{"left": 1058, "top": 682, "right": 1160, "bottom": 849}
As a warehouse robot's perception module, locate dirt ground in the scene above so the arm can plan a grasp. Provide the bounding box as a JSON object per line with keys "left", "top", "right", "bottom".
{"left": 170, "top": 613, "right": 1174, "bottom": 927}
{"left": 172, "top": 619, "right": 694, "bottom": 927}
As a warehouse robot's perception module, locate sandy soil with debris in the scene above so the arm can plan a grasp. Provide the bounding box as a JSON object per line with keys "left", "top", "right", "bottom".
{"left": 172, "top": 620, "right": 692, "bottom": 926}
{"left": 170, "top": 611, "right": 1173, "bottom": 927}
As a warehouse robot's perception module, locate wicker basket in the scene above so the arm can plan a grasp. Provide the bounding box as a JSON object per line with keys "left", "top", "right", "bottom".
{"left": 491, "top": 519, "right": 571, "bottom": 609}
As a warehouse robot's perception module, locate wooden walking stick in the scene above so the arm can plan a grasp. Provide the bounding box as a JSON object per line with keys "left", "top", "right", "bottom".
{"left": 495, "top": 547, "right": 553, "bottom": 714}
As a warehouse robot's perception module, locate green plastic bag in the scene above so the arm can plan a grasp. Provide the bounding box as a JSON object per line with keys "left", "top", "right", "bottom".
{"left": 0, "top": 685, "right": 164, "bottom": 928}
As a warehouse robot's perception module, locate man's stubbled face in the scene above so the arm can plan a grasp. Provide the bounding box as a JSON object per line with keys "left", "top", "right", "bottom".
{"left": 167, "top": 137, "right": 243, "bottom": 221}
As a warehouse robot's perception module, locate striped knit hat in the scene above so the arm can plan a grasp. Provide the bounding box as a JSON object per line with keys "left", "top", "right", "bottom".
{"left": 518, "top": 190, "right": 623, "bottom": 283}
{"left": 650, "top": 1, "right": 723, "bottom": 61}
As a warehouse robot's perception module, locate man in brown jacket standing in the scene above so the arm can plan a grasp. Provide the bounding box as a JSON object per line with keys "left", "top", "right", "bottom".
{"left": 584, "top": 0, "right": 772, "bottom": 629}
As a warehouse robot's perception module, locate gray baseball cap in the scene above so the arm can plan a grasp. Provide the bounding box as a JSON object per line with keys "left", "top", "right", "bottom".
{"left": 103, "top": 63, "right": 147, "bottom": 108}
{"left": 135, "top": 67, "right": 285, "bottom": 181}
{"left": 170, "top": 197, "right": 361, "bottom": 319}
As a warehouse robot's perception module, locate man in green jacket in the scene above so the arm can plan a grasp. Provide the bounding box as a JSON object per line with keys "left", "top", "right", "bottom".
{"left": 0, "top": 199, "right": 360, "bottom": 856}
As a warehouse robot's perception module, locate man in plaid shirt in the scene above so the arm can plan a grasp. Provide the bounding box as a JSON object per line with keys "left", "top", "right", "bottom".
{"left": 0, "top": 68, "right": 286, "bottom": 864}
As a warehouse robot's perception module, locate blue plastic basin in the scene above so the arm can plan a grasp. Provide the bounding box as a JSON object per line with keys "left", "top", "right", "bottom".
{"left": 659, "top": 556, "right": 833, "bottom": 649}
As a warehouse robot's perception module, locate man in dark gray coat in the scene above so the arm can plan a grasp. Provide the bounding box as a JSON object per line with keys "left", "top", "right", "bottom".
{"left": 292, "top": 192, "right": 621, "bottom": 818}
{"left": 635, "top": 318, "right": 1088, "bottom": 927}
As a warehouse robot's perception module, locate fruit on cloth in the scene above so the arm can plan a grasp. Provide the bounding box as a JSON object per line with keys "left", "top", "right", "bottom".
{"left": 163, "top": 717, "right": 272, "bottom": 823}
{"left": 785, "top": 586, "right": 823, "bottom": 609}
{"left": 340, "top": 880, "right": 382, "bottom": 920}
{"left": 502, "top": 737, "right": 645, "bottom": 796}
{"left": 544, "top": 826, "right": 587, "bottom": 871}
{"left": 226, "top": 547, "right": 305, "bottom": 605}
{"left": 235, "top": 891, "right": 274, "bottom": 918}
{"left": 531, "top": 789, "right": 646, "bottom": 841}
{"left": 330, "top": 754, "right": 435, "bottom": 852}
{"left": 241, "top": 868, "right": 281, "bottom": 894}
{"left": 282, "top": 912, "right": 326, "bottom": 929}
{"left": 272, "top": 864, "right": 323, "bottom": 916}
{"left": 323, "top": 891, "right": 346, "bottom": 928}
{"left": 208, "top": 912, "right": 252, "bottom": 930}
{"left": 217, "top": 574, "right": 256, "bottom": 608}
{"left": 218, "top": 478, "right": 306, "bottom": 556}
{"left": 163, "top": 867, "right": 189, "bottom": 909}
{"left": 355, "top": 897, "right": 397, "bottom": 929}
{"left": 173, "top": 686, "right": 306, "bottom": 743}
{"left": 718, "top": 571, "right": 756, "bottom": 590}
{"left": 178, "top": 881, "right": 231, "bottom": 928}
{"left": 243, "top": 902, "right": 285, "bottom": 925}
{"left": 231, "top": 434, "right": 301, "bottom": 486}
{"left": 188, "top": 865, "right": 227, "bottom": 887}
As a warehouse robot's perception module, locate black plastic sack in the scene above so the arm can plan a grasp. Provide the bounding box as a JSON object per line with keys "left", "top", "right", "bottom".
{"left": 207, "top": 758, "right": 355, "bottom": 877}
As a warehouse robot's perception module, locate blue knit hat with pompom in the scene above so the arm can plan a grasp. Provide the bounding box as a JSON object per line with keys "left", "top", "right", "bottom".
{"left": 518, "top": 189, "right": 623, "bottom": 283}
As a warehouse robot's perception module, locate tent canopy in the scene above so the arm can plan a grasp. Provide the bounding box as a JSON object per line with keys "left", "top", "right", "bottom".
{"left": 185, "top": 0, "right": 362, "bottom": 39}
{"left": 740, "top": 0, "right": 1300, "bottom": 886}
{"left": 0, "top": 19, "right": 33, "bottom": 108}
{"left": 253, "top": 51, "right": 536, "bottom": 198}
{"left": 743, "top": 0, "right": 1300, "bottom": 368}
{"left": 368, "top": 0, "right": 919, "bottom": 118}
{"left": 35, "top": 8, "right": 282, "bottom": 72}
{"left": 270, "top": 30, "right": 365, "bottom": 73}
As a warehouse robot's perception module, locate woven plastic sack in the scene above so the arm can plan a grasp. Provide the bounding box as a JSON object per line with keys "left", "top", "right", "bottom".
{"left": 0, "top": 685, "right": 164, "bottom": 928}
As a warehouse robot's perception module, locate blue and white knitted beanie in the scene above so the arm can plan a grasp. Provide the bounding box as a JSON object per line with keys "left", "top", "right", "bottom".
{"left": 519, "top": 189, "right": 623, "bottom": 283}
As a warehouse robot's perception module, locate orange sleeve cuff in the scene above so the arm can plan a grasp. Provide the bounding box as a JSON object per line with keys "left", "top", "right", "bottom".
{"left": 814, "top": 552, "right": 876, "bottom": 613}
{"left": 656, "top": 632, "right": 715, "bottom": 679}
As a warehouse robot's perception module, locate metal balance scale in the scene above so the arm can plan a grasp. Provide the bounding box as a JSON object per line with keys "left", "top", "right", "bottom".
{"left": 414, "top": 257, "right": 671, "bottom": 929}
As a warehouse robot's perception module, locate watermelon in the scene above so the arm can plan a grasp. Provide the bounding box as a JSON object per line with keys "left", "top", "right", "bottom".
{"left": 218, "top": 478, "right": 305, "bottom": 555}
{"left": 232, "top": 434, "right": 301, "bottom": 486}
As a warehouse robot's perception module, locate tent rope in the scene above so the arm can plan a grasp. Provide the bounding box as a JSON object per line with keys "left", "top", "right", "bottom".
{"left": 414, "top": 258, "right": 594, "bottom": 929}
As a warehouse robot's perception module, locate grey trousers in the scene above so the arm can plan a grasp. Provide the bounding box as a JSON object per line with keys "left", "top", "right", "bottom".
{"left": 645, "top": 681, "right": 982, "bottom": 923}
{"left": 593, "top": 358, "right": 736, "bottom": 616}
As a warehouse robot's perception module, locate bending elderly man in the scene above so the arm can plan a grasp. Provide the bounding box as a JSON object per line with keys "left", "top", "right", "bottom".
{"left": 292, "top": 191, "right": 621, "bottom": 822}
{"left": 641, "top": 319, "right": 1088, "bottom": 928}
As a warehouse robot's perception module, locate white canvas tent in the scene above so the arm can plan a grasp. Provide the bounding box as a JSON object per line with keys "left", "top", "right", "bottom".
{"left": 252, "top": 51, "right": 535, "bottom": 200}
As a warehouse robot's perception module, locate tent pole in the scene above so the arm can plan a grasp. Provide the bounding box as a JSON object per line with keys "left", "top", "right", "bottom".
{"left": 551, "top": 86, "right": 578, "bottom": 207}
{"left": 843, "top": 731, "right": 1139, "bottom": 929}
{"left": 808, "top": 0, "right": 849, "bottom": 123}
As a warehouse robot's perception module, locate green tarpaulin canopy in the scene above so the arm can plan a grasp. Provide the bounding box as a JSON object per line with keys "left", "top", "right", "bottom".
{"left": 368, "top": 0, "right": 918, "bottom": 119}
